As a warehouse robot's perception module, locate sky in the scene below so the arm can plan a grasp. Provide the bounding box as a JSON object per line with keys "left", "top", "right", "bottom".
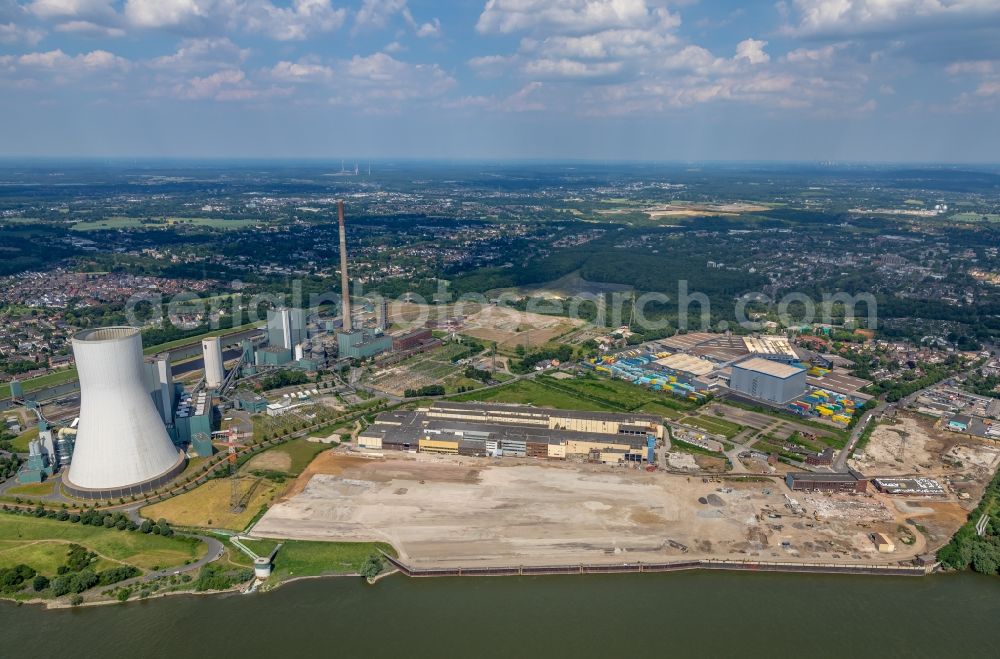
{"left": 1, "top": 0, "right": 999, "bottom": 161}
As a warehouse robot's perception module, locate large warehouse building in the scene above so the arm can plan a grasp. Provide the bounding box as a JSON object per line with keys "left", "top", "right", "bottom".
{"left": 729, "top": 357, "right": 807, "bottom": 404}
{"left": 64, "top": 327, "right": 186, "bottom": 499}
{"left": 359, "top": 402, "right": 662, "bottom": 464}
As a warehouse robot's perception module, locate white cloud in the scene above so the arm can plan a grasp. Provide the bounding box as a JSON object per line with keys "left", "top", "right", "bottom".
{"left": 176, "top": 68, "right": 247, "bottom": 99}
{"left": 4, "top": 47, "right": 129, "bottom": 73}
{"left": 476, "top": 0, "right": 672, "bottom": 35}
{"left": 500, "top": 81, "right": 545, "bottom": 111}
{"left": 734, "top": 38, "right": 769, "bottom": 65}
{"left": 946, "top": 60, "right": 995, "bottom": 76}
{"left": 267, "top": 58, "right": 335, "bottom": 82}
{"left": 123, "top": 0, "right": 204, "bottom": 28}
{"left": 27, "top": 0, "right": 114, "bottom": 20}
{"left": 54, "top": 19, "right": 124, "bottom": 36}
{"left": 241, "top": 0, "right": 347, "bottom": 40}
{"left": 23, "top": 0, "right": 347, "bottom": 41}
{"left": 0, "top": 21, "right": 46, "bottom": 45}
{"left": 784, "top": 43, "right": 847, "bottom": 64}
{"left": 330, "top": 52, "right": 455, "bottom": 106}
{"left": 354, "top": 0, "right": 440, "bottom": 38}
{"left": 149, "top": 37, "right": 249, "bottom": 72}
{"left": 785, "top": 0, "right": 1000, "bottom": 36}
{"left": 413, "top": 17, "right": 440, "bottom": 38}
{"left": 522, "top": 58, "right": 623, "bottom": 78}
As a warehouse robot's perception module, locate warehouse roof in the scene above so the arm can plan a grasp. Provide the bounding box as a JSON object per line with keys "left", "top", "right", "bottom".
{"left": 734, "top": 357, "right": 805, "bottom": 379}
{"left": 743, "top": 336, "right": 798, "bottom": 359}
{"left": 653, "top": 353, "right": 715, "bottom": 377}
{"left": 429, "top": 401, "right": 661, "bottom": 425}
{"left": 787, "top": 469, "right": 866, "bottom": 483}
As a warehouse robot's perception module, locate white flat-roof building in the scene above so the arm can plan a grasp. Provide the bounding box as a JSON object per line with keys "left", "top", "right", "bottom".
{"left": 730, "top": 357, "right": 807, "bottom": 404}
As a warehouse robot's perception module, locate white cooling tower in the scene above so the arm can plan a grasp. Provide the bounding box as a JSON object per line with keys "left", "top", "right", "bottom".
{"left": 65, "top": 327, "right": 185, "bottom": 499}
{"left": 202, "top": 336, "right": 225, "bottom": 389}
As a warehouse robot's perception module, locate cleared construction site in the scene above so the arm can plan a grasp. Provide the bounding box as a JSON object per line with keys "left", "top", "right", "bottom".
{"left": 249, "top": 446, "right": 966, "bottom": 570}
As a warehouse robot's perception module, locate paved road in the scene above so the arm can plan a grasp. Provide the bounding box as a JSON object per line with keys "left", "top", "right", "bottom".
{"left": 833, "top": 403, "right": 886, "bottom": 472}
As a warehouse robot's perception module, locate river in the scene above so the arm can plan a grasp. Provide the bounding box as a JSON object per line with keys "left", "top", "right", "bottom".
{"left": 3, "top": 571, "right": 1000, "bottom": 658}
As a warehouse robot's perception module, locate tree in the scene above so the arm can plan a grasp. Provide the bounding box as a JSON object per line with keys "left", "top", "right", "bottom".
{"left": 971, "top": 543, "right": 1000, "bottom": 575}
{"left": 33, "top": 574, "right": 50, "bottom": 591}
{"left": 359, "top": 554, "right": 383, "bottom": 580}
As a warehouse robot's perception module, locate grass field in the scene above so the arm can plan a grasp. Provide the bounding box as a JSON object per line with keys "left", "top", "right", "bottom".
{"left": 0, "top": 367, "right": 78, "bottom": 399}
{"left": 241, "top": 539, "right": 397, "bottom": 581}
{"left": 0, "top": 515, "right": 205, "bottom": 576}
{"left": 5, "top": 480, "right": 56, "bottom": 497}
{"left": 949, "top": 212, "right": 1000, "bottom": 223}
{"left": 452, "top": 380, "right": 615, "bottom": 411}
{"left": 451, "top": 374, "right": 701, "bottom": 418}
{"left": 71, "top": 216, "right": 259, "bottom": 232}
{"left": 679, "top": 414, "right": 743, "bottom": 439}
{"left": 10, "top": 427, "right": 37, "bottom": 452}
{"left": 636, "top": 401, "right": 685, "bottom": 420}
{"left": 252, "top": 439, "right": 331, "bottom": 476}
{"left": 140, "top": 477, "right": 286, "bottom": 532}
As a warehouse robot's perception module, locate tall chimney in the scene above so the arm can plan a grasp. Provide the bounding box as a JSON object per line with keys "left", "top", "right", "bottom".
{"left": 338, "top": 200, "right": 352, "bottom": 332}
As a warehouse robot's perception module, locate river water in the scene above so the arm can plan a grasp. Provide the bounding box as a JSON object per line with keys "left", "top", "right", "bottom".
{"left": 4, "top": 571, "right": 999, "bottom": 658}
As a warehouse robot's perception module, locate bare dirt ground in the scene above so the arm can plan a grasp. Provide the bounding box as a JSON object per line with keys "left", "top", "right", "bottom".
{"left": 245, "top": 451, "right": 292, "bottom": 472}
{"left": 251, "top": 451, "right": 948, "bottom": 569}
{"left": 461, "top": 306, "right": 584, "bottom": 349}
{"left": 850, "top": 413, "right": 1000, "bottom": 481}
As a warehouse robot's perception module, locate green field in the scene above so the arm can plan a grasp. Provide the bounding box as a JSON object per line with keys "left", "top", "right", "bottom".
{"left": 0, "top": 515, "right": 205, "bottom": 576}
{"left": 5, "top": 480, "right": 55, "bottom": 497}
{"left": 451, "top": 379, "right": 615, "bottom": 411}
{"left": 10, "top": 426, "right": 37, "bottom": 452}
{"left": 949, "top": 212, "right": 1000, "bottom": 223}
{"left": 263, "top": 438, "right": 331, "bottom": 475}
{"left": 451, "top": 374, "right": 701, "bottom": 418}
{"left": 142, "top": 320, "right": 265, "bottom": 355}
{"left": 679, "top": 414, "right": 743, "bottom": 439}
{"left": 0, "top": 367, "right": 78, "bottom": 399}
{"left": 242, "top": 539, "right": 397, "bottom": 581}
{"left": 71, "top": 216, "right": 259, "bottom": 232}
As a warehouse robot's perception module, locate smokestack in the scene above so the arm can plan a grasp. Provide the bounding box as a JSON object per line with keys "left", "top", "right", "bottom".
{"left": 338, "top": 200, "right": 352, "bottom": 332}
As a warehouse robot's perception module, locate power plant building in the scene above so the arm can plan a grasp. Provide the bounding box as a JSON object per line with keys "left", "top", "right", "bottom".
{"left": 64, "top": 327, "right": 186, "bottom": 499}
{"left": 730, "top": 357, "right": 807, "bottom": 404}
{"left": 267, "top": 308, "right": 306, "bottom": 350}
{"left": 202, "top": 336, "right": 225, "bottom": 389}
{"left": 143, "top": 353, "right": 174, "bottom": 427}
{"left": 338, "top": 329, "right": 392, "bottom": 360}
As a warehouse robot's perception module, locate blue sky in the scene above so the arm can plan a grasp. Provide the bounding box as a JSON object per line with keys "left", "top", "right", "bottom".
{"left": 1, "top": 0, "right": 999, "bottom": 161}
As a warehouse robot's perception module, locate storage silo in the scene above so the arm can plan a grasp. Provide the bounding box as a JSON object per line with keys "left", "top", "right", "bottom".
{"left": 202, "top": 337, "right": 225, "bottom": 389}
{"left": 64, "top": 327, "right": 185, "bottom": 499}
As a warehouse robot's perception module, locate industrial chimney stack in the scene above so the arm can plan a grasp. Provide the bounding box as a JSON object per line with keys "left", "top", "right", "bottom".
{"left": 338, "top": 200, "right": 352, "bottom": 332}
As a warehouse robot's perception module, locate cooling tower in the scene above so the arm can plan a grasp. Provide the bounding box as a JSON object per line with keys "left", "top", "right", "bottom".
{"left": 64, "top": 327, "right": 185, "bottom": 499}
{"left": 202, "top": 336, "right": 225, "bottom": 389}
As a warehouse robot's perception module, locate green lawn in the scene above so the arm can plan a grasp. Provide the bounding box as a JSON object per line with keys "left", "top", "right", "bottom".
{"left": 0, "top": 368, "right": 78, "bottom": 399}
{"left": 263, "top": 540, "right": 397, "bottom": 581}
{"left": 0, "top": 515, "right": 206, "bottom": 576}
{"left": 949, "top": 212, "right": 1000, "bottom": 223}
{"left": 268, "top": 438, "right": 332, "bottom": 475}
{"left": 10, "top": 427, "right": 37, "bottom": 452}
{"left": 451, "top": 380, "right": 615, "bottom": 411}
{"left": 71, "top": 216, "right": 259, "bottom": 232}
{"left": 5, "top": 480, "right": 55, "bottom": 497}
{"left": 679, "top": 414, "right": 743, "bottom": 439}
